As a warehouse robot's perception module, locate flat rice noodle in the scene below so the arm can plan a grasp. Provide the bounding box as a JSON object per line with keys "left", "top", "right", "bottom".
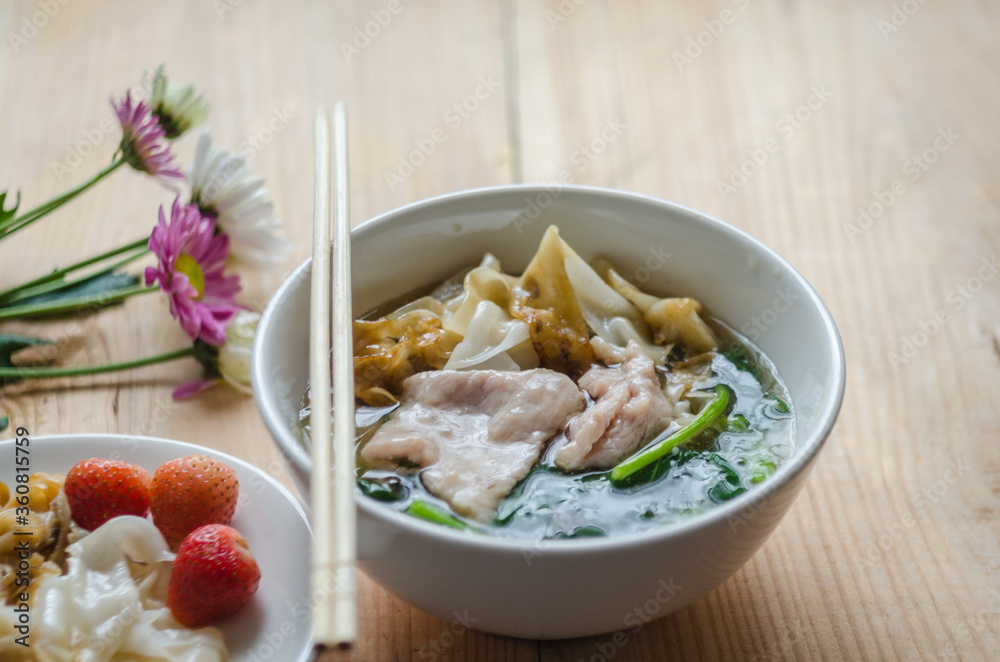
{"left": 387, "top": 296, "right": 447, "bottom": 320}
{"left": 354, "top": 311, "right": 462, "bottom": 405}
{"left": 594, "top": 258, "right": 718, "bottom": 353}
{"left": 509, "top": 227, "right": 595, "bottom": 377}
{"left": 0, "top": 516, "right": 227, "bottom": 662}
{"left": 439, "top": 253, "right": 513, "bottom": 322}
{"left": 443, "top": 267, "right": 516, "bottom": 336}
{"left": 444, "top": 300, "right": 540, "bottom": 371}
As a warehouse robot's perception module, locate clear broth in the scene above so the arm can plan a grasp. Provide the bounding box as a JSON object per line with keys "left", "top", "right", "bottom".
{"left": 298, "top": 320, "right": 794, "bottom": 540}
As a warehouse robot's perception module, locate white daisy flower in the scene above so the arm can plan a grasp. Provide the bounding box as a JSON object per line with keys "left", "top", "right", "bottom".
{"left": 189, "top": 131, "right": 293, "bottom": 268}
{"left": 218, "top": 310, "right": 258, "bottom": 393}
{"left": 150, "top": 64, "right": 209, "bottom": 140}
{"left": 175, "top": 310, "right": 258, "bottom": 399}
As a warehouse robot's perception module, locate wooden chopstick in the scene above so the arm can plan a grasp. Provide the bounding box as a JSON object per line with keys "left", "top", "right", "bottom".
{"left": 310, "top": 103, "right": 357, "bottom": 655}
{"left": 329, "top": 102, "right": 357, "bottom": 647}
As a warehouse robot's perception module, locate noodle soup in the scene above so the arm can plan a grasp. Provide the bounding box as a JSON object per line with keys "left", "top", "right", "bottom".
{"left": 300, "top": 225, "right": 793, "bottom": 539}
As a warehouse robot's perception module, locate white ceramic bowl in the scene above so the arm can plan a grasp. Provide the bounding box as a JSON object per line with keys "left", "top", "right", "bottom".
{"left": 252, "top": 185, "right": 845, "bottom": 639}
{"left": 0, "top": 434, "right": 313, "bottom": 661}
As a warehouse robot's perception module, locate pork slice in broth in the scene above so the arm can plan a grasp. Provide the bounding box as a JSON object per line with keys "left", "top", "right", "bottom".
{"left": 362, "top": 369, "right": 586, "bottom": 522}
{"left": 554, "top": 341, "right": 675, "bottom": 471}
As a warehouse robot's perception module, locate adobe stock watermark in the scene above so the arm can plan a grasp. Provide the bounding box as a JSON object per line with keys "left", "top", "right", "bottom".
{"left": 887, "top": 253, "right": 998, "bottom": 370}
{"left": 744, "top": 620, "right": 811, "bottom": 662}
{"left": 49, "top": 67, "right": 158, "bottom": 180}
{"left": 245, "top": 565, "right": 354, "bottom": 662}
{"left": 213, "top": 0, "right": 247, "bottom": 20}
{"left": 340, "top": 0, "right": 415, "bottom": 62}
{"left": 416, "top": 610, "right": 479, "bottom": 660}
{"left": 716, "top": 85, "right": 831, "bottom": 201}
{"left": 577, "top": 578, "right": 682, "bottom": 662}
{"left": 235, "top": 103, "right": 296, "bottom": 165}
{"left": 383, "top": 75, "right": 502, "bottom": 190}
{"left": 855, "top": 459, "right": 970, "bottom": 570}
{"left": 673, "top": 0, "right": 751, "bottom": 72}
{"left": 727, "top": 474, "right": 781, "bottom": 533}
{"left": 877, "top": 0, "right": 929, "bottom": 39}
{"left": 740, "top": 287, "right": 800, "bottom": 342}
{"left": 948, "top": 589, "right": 1000, "bottom": 640}
{"left": 844, "top": 126, "right": 959, "bottom": 243}
{"left": 545, "top": 0, "right": 588, "bottom": 30}
{"left": 509, "top": 117, "right": 628, "bottom": 235}
{"left": 8, "top": 0, "right": 72, "bottom": 54}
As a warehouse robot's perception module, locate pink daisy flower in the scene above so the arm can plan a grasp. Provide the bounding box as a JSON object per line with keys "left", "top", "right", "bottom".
{"left": 113, "top": 92, "right": 184, "bottom": 184}
{"left": 145, "top": 198, "right": 243, "bottom": 346}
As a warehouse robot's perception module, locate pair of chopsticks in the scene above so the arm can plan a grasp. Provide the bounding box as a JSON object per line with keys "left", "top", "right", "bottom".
{"left": 310, "top": 104, "right": 357, "bottom": 653}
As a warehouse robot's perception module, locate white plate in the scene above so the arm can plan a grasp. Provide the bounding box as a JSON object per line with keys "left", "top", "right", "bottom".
{"left": 0, "top": 433, "right": 312, "bottom": 662}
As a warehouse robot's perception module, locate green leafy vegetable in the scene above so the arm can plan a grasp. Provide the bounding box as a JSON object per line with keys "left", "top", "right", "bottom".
{"left": 613, "top": 445, "right": 746, "bottom": 502}
{"left": 765, "top": 393, "right": 791, "bottom": 417}
{"left": 726, "top": 414, "right": 750, "bottom": 432}
{"left": 611, "top": 384, "right": 731, "bottom": 484}
{"left": 406, "top": 500, "right": 469, "bottom": 531}
{"left": 751, "top": 457, "right": 777, "bottom": 484}
{"left": 705, "top": 453, "right": 746, "bottom": 501}
{"left": 553, "top": 525, "right": 606, "bottom": 539}
{"left": 358, "top": 476, "right": 408, "bottom": 502}
{"left": 722, "top": 344, "right": 763, "bottom": 384}
{"left": 0, "top": 334, "right": 53, "bottom": 385}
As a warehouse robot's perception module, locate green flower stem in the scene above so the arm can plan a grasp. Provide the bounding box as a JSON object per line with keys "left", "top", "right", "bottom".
{"left": 611, "top": 384, "right": 731, "bottom": 483}
{"left": 0, "top": 158, "right": 126, "bottom": 239}
{"left": 1, "top": 249, "right": 147, "bottom": 305}
{"left": 0, "top": 238, "right": 149, "bottom": 304}
{"left": 0, "top": 284, "right": 156, "bottom": 321}
{"left": 0, "top": 347, "right": 195, "bottom": 380}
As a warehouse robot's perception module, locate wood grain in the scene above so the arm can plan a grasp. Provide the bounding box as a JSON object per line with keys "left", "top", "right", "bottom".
{"left": 1, "top": 0, "right": 998, "bottom": 660}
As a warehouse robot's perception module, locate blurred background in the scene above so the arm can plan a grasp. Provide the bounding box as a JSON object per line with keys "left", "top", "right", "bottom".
{"left": 0, "top": 1, "right": 997, "bottom": 660}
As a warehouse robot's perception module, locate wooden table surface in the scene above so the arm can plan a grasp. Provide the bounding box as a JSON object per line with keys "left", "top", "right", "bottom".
{"left": 1, "top": 0, "right": 998, "bottom": 660}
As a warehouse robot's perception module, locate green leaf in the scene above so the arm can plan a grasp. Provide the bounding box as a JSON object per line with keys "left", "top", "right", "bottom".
{"left": 0, "top": 190, "right": 20, "bottom": 227}
{"left": 11, "top": 271, "right": 140, "bottom": 307}
{"left": 726, "top": 414, "right": 750, "bottom": 432}
{"left": 553, "top": 525, "right": 607, "bottom": 539}
{"left": 613, "top": 447, "right": 700, "bottom": 489}
{"left": 358, "top": 476, "right": 408, "bottom": 503}
{"left": 0, "top": 334, "right": 53, "bottom": 386}
{"left": 704, "top": 453, "right": 747, "bottom": 501}
{"left": 764, "top": 393, "right": 791, "bottom": 417}
{"left": 0, "top": 417, "right": 8, "bottom": 432}
{"left": 722, "top": 344, "right": 764, "bottom": 384}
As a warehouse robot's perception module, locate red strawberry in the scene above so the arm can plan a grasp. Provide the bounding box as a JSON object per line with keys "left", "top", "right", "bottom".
{"left": 150, "top": 454, "right": 239, "bottom": 550}
{"left": 167, "top": 524, "right": 261, "bottom": 627}
{"left": 64, "top": 458, "right": 152, "bottom": 531}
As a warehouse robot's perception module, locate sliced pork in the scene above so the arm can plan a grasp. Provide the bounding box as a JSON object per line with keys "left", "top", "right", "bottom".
{"left": 555, "top": 341, "right": 675, "bottom": 471}
{"left": 362, "top": 369, "right": 586, "bottom": 522}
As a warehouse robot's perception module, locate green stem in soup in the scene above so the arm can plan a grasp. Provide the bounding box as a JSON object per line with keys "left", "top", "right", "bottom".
{"left": 406, "top": 500, "right": 470, "bottom": 531}
{"left": 611, "top": 384, "right": 731, "bottom": 483}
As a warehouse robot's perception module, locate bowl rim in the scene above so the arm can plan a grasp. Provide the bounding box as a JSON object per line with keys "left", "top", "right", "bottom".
{"left": 253, "top": 183, "right": 846, "bottom": 553}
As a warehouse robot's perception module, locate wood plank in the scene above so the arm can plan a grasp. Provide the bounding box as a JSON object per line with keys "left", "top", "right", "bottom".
{"left": 0, "top": 1, "right": 531, "bottom": 661}
{"left": 511, "top": 0, "right": 1000, "bottom": 660}
{"left": 1, "top": 0, "right": 999, "bottom": 659}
